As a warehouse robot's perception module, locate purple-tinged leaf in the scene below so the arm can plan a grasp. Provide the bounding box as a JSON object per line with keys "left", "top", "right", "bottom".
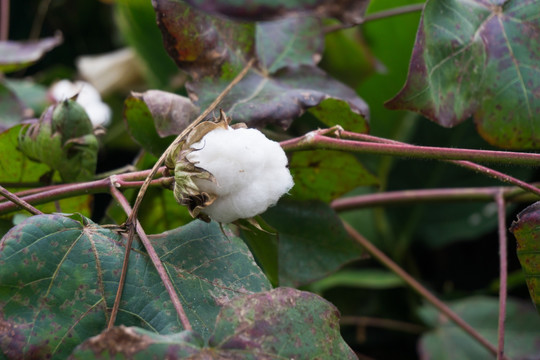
{"left": 386, "top": 0, "right": 540, "bottom": 149}
{"left": 0, "top": 33, "right": 63, "bottom": 73}
{"left": 419, "top": 296, "right": 540, "bottom": 359}
{"left": 153, "top": 0, "right": 255, "bottom": 81}
{"left": 71, "top": 288, "right": 356, "bottom": 359}
{"left": 188, "top": 66, "right": 369, "bottom": 129}
{"left": 0, "top": 215, "right": 270, "bottom": 358}
{"left": 256, "top": 16, "right": 324, "bottom": 73}
{"left": 208, "top": 287, "right": 357, "bottom": 359}
{"left": 153, "top": 1, "right": 369, "bottom": 130}
{"left": 183, "top": 0, "right": 368, "bottom": 23}
{"left": 510, "top": 201, "right": 540, "bottom": 313}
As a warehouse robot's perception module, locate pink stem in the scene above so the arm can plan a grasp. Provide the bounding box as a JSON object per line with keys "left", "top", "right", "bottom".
{"left": 0, "top": 0, "right": 9, "bottom": 41}
{"left": 111, "top": 186, "right": 192, "bottom": 331}
{"left": 495, "top": 190, "right": 508, "bottom": 360}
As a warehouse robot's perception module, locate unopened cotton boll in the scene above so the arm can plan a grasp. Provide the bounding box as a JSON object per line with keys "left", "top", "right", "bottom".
{"left": 186, "top": 126, "right": 294, "bottom": 223}
{"left": 50, "top": 80, "right": 112, "bottom": 127}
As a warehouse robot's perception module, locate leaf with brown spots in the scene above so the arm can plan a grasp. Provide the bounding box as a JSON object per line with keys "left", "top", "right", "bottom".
{"left": 153, "top": 0, "right": 369, "bottom": 130}
{"left": 510, "top": 201, "right": 540, "bottom": 313}
{"left": 385, "top": 0, "right": 540, "bottom": 149}
{"left": 0, "top": 215, "right": 270, "bottom": 358}
{"left": 70, "top": 288, "right": 356, "bottom": 359}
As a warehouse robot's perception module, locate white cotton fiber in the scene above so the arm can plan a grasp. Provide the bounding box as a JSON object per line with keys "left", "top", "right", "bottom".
{"left": 186, "top": 126, "right": 294, "bottom": 223}
{"left": 50, "top": 80, "right": 112, "bottom": 127}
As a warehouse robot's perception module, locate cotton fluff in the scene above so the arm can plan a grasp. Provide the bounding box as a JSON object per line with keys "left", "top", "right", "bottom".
{"left": 186, "top": 126, "right": 293, "bottom": 223}
{"left": 50, "top": 80, "right": 111, "bottom": 127}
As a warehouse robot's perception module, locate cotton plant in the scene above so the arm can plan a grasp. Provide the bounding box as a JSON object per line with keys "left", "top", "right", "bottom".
{"left": 50, "top": 80, "right": 112, "bottom": 127}
{"left": 166, "top": 111, "right": 294, "bottom": 224}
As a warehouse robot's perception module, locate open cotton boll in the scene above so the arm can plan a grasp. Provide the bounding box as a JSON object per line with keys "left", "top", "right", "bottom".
{"left": 50, "top": 80, "right": 112, "bottom": 127}
{"left": 186, "top": 126, "right": 293, "bottom": 223}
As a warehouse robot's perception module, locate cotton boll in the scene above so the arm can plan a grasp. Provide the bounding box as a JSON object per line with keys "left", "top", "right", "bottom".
{"left": 50, "top": 80, "right": 111, "bottom": 127}
{"left": 186, "top": 126, "right": 293, "bottom": 223}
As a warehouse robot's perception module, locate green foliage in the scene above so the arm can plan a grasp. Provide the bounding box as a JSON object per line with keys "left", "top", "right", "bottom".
{"left": 71, "top": 288, "right": 356, "bottom": 359}
{"left": 153, "top": 0, "right": 369, "bottom": 130}
{"left": 0, "top": 215, "right": 270, "bottom": 357}
{"left": 386, "top": 0, "right": 540, "bottom": 149}
{"left": 418, "top": 297, "right": 540, "bottom": 359}
{"left": 510, "top": 201, "right": 540, "bottom": 313}
{"left": 18, "top": 100, "right": 99, "bottom": 182}
{"left": 289, "top": 149, "right": 378, "bottom": 202}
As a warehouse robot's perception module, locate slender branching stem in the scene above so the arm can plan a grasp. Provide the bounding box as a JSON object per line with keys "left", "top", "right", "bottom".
{"left": 0, "top": 0, "right": 9, "bottom": 41}
{"left": 496, "top": 189, "right": 508, "bottom": 360}
{"left": 343, "top": 221, "right": 505, "bottom": 359}
{"left": 0, "top": 173, "right": 171, "bottom": 215}
{"left": 331, "top": 185, "right": 538, "bottom": 210}
{"left": 281, "top": 132, "right": 540, "bottom": 166}
{"left": 325, "top": 3, "right": 425, "bottom": 33}
{"left": 340, "top": 316, "right": 426, "bottom": 334}
{"left": 338, "top": 131, "right": 540, "bottom": 197}
{"left": 0, "top": 184, "right": 42, "bottom": 215}
{"left": 107, "top": 183, "right": 135, "bottom": 330}
{"left": 111, "top": 186, "right": 192, "bottom": 331}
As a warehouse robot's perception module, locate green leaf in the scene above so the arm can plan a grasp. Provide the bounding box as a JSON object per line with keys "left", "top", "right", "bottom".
{"left": 418, "top": 296, "right": 540, "bottom": 359}
{"left": 71, "top": 288, "right": 356, "bottom": 359}
{"left": 115, "top": 0, "right": 181, "bottom": 88}
{"left": 386, "top": 0, "right": 540, "bottom": 149}
{"left": 260, "top": 199, "right": 365, "bottom": 286}
{"left": 289, "top": 149, "right": 378, "bottom": 202}
{"left": 0, "top": 34, "right": 63, "bottom": 73}
{"left": 308, "top": 95, "right": 369, "bottom": 133}
{"left": 0, "top": 215, "right": 270, "bottom": 358}
{"left": 320, "top": 26, "right": 376, "bottom": 89}
{"left": 208, "top": 287, "right": 357, "bottom": 359}
{"left": 0, "top": 125, "right": 92, "bottom": 217}
{"left": 153, "top": 1, "right": 369, "bottom": 130}
{"left": 256, "top": 16, "right": 324, "bottom": 73}
{"left": 510, "top": 201, "right": 540, "bottom": 313}
{"left": 0, "top": 81, "right": 26, "bottom": 130}
{"left": 4, "top": 78, "right": 49, "bottom": 116}
{"left": 123, "top": 93, "right": 175, "bottom": 157}
{"left": 308, "top": 269, "right": 406, "bottom": 294}
{"left": 183, "top": 0, "right": 368, "bottom": 23}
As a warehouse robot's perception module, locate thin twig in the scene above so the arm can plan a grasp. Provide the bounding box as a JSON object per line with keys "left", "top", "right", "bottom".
{"left": 0, "top": 184, "right": 42, "bottom": 215}
{"left": 495, "top": 189, "right": 508, "bottom": 360}
{"left": 112, "top": 186, "right": 192, "bottom": 331}
{"left": 107, "top": 183, "right": 135, "bottom": 330}
{"left": 280, "top": 132, "right": 540, "bottom": 166}
{"left": 126, "top": 58, "right": 255, "bottom": 228}
{"left": 0, "top": 173, "right": 171, "bottom": 215}
{"left": 340, "top": 316, "right": 426, "bottom": 334}
{"left": 325, "top": 3, "right": 425, "bottom": 33}
{"left": 29, "top": 0, "right": 52, "bottom": 40}
{"left": 342, "top": 221, "right": 505, "bottom": 358}
{"left": 331, "top": 185, "right": 538, "bottom": 210}
{"left": 0, "top": 0, "right": 9, "bottom": 41}
{"left": 338, "top": 131, "right": 540, "bottom": 197}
